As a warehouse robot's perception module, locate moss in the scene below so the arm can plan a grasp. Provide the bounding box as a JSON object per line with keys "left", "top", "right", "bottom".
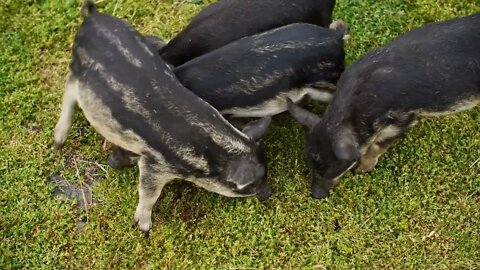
{"left": 1, "top": 0, "right": 479, "bottom": 268}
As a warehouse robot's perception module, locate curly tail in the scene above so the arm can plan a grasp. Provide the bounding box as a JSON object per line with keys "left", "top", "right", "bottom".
{"left": 81, "top": 0, "right": 97, "bottom": 18}
{"left": 329, "top": 20, "right": 350, "bottom": 41}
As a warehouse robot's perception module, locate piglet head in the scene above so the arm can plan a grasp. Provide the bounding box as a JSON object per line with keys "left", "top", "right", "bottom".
{"left": 224, "top": 117, "right": 273, "bottom": 201}
{"left": 287, "top": 99, "right": 360, "bottom": 199}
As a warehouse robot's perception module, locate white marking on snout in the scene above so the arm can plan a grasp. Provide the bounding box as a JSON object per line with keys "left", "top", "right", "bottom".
{"left": 331, "top": 161, "right": 358, "bottom": 184}
{"left": 234, "top": 182, "right": 251, "bottom": 190}
{"left": 226, "top": 172, "right": 255, "bottom": 191}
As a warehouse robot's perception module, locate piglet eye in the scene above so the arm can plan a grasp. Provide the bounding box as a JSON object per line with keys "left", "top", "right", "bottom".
{"left": 255, "top": 164, "right": 265, "bottom": 178}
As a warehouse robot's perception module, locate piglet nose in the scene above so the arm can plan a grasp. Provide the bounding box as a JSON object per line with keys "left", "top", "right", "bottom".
{"left": 256, "top": 185, "right": 272, "bottom": 201}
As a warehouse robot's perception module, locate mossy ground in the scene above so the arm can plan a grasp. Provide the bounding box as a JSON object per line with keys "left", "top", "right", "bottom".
{"left": 1, "top": 0, "right": 479, "bottom": 268}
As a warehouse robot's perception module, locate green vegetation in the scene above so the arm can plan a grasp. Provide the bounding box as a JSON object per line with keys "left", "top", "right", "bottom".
{"left": 1, "top": 0, "right": 479, "bottom": 268}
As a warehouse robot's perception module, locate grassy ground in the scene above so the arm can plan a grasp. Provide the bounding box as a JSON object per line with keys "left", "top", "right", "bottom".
{"left": 1, "top": 0, "right": 479, "bottom": 268}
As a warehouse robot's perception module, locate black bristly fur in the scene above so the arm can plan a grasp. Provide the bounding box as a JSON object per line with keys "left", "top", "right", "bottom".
{"left": 174, "top": 23, "right": 345, "bottom": 116}
{"left": 57, "top": 2, "right": 273, "bottom": 234}
{"left": 289, "top": 13, "right": 480, "bottom": 199}
{"left": 108, "top": 23, "right": 346, "bottom": 169}
{"left": 160, "top": 0, "right": 336, "bottom": 66}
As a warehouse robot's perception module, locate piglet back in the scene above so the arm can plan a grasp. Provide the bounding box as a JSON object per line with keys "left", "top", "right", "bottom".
{"left": 71, "top": 5, "right": 252, "bottom": 171}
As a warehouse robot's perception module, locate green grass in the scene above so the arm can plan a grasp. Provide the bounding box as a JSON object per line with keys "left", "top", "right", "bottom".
{"left": 1, "top": 0, "right": 479, "bottom": 268}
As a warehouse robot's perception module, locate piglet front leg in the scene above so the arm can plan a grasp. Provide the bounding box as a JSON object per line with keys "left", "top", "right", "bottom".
{"left": 133, "top": 156, "right": 176, "bottom": 237}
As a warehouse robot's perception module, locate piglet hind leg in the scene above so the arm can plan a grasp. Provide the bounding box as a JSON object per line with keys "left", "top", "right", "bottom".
{"left": 354, "top": 142, "right": 389, "bottom": 174}
{"left": 54, "top": 73, "right": 78, "bottom": 150}
{"left": 133, "top": 156, "right": 176, "bottom": 237}
{"left": 108, "top": 146, "right": 140, "bottom": 169}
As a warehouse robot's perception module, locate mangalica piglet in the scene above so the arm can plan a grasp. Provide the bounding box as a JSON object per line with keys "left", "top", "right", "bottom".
{"left": 54, "top": 1, "right": 272, "bottom": 236}
{"left": 288, "top": 14, "right": 480, "bottom": 199}
{"left": 159, "top": 0, "right": 337, "bottom": 66}
{"left": 108, "top": 22, "right": 347, "bottom": 169}
{"left": 175, "top": 22, "right": 347, "bottom": 118}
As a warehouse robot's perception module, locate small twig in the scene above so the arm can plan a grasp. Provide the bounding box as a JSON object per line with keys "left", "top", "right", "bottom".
{"left": 34, "top": 141, "right": 48, "bottom": 148}
{"left": 102, "top": 139, "right": 109, "bottom": 151}
{"left": 94, "top": 162, "right": 108, "bottom": 175}
{"left": 130, "top": 6, "right": 137, "bottom": 20}
{"left": 79, "top": 182, "right": 91, "bottom": 219}
{"left": 73, "top": 158, "right": 90, "bottom": 218}
{"left": 73, "top": 158, "right": 81, "bottom": 182}
{"left": 470, "top": 157, "right": 480, "bottom": 168}
{"left": 112, "top": 2, "right": 118, "bottom": 16}
{"left": 359, "top": 208, "right": 379, "bottom": 229}
{"left": 422, "top": 230, "right": 438, "bottom": 241}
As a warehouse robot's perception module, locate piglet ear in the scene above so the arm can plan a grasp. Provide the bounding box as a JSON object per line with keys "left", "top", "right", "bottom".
{"left": 143, "top": 35, "right": 167, "bottom": 52}
{"left": 333, "top": 133, "right": 361, "bottom": 162}
{"left": 286, "top": 98, "right": 320, "bottom": 130}
{"left": 242, "top": 116, "right": 272, "bottom": 141}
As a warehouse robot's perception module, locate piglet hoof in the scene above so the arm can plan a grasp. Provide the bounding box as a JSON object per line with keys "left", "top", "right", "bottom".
{"left": 311, "top": 183, "right": 329, "bottom": 199}
{"left": 133, "top": 217, "right": 152, "bottom": 237}
{"left": 53, "top": 142, "right": 64, "bottom": 151}
{"left": 353, "top": 167, "right": 369, "bottom": 174}
{"left": 132, "top": 214, "right": 152, "bottom": 237}
{"left": 353, "top": 160, "right": 377, "bottom": 174}
{"left": 107, "top": 153, "right": 124, "bottom": 170}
